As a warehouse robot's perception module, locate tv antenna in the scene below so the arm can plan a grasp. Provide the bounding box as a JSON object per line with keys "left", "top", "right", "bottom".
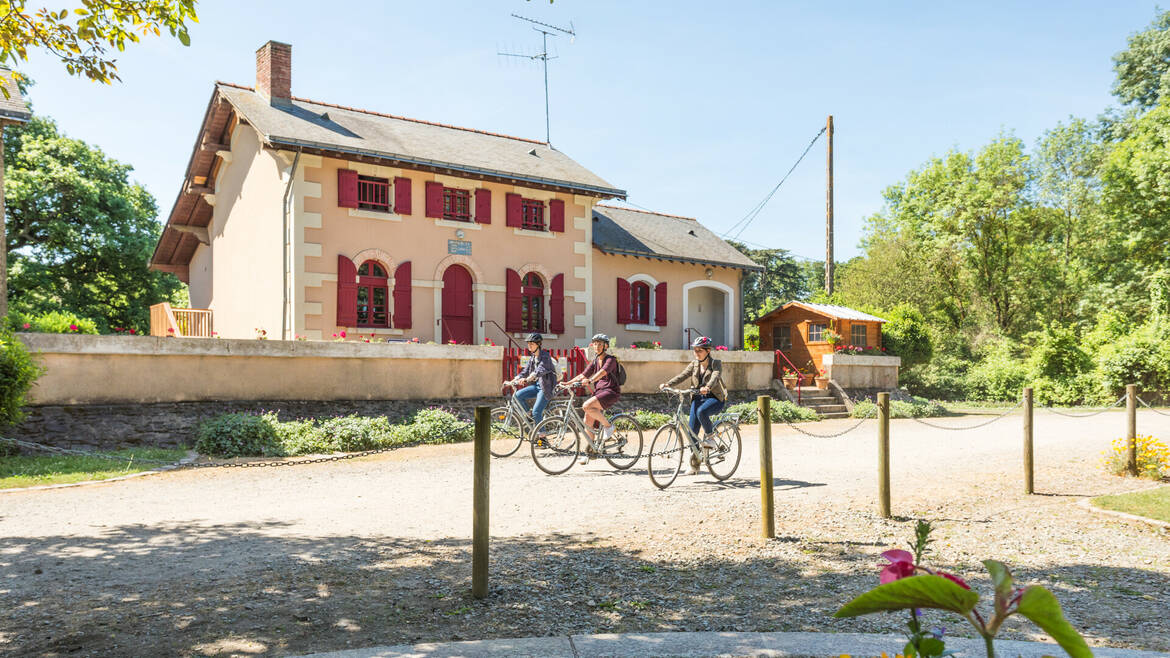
{"left": 498, "top": 14, "right": 575, "bottom": 145}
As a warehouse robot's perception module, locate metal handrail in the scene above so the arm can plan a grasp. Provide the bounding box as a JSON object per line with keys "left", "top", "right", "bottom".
{"left": 479, "top": 320, "right": 526, "bottom": 352}
{"left": 774, "top": 349, "right": 805, "bottom": 404}
{"left": 684, "top": 327, "right": 708, "bottom": 347}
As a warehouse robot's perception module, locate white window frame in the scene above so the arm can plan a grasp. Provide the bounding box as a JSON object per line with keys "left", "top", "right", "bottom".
{"left": 625, "top": 273, "right": 660, "bottom": 332}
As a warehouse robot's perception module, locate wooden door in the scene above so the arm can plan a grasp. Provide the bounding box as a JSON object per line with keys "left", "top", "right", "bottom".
{"left": 441, "top": 265, "right": 474, "bottom": 344}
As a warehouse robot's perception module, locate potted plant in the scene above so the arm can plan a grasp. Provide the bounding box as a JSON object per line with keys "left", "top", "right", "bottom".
{"left": 814, "top": 367, "right": 829, "bottom": 390}
{"left": 824, "top": 328, "right": 843, "bottom": 349}
{"left": 781, "top": 368, "right": 799, "bottom": 390}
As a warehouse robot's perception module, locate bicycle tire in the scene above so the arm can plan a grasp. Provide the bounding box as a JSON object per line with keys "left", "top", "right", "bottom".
{"left": 530, "top": 416, "right": 579, "bottom": 475}
{"left": 489, "top": 407, "right": 525, "bottom": 458}
{"left": 647, "top": 424, "right": 683, "bottom": 489}
{"left": 604, "top": 413, "right": 644, "bottom": 470}
{"left": 705, "top": 421, "right": 742, "bottom": 481}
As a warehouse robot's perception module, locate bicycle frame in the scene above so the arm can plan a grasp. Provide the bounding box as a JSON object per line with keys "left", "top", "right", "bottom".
{"left": 662, "top": 387, "right": 738, "bottom": 460}
{"left": 503, "top": 385, "right": 571, "bottom": 435}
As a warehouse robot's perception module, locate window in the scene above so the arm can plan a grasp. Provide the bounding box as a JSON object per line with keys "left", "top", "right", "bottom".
{"left": 520, "top": 272, "right": 545, "bottom": 332}
{"left": 356, "top": 260, "right": 390, "bottom": 327}
{"left": 851, "top": 324, "right": 867, "bottom": 346}
{"left": 442, "top": 187, "right": 471, "bottom": 221}
{"left": 521, "top": 199, "right": 545, "bottom": 231}
{"left": 808, "top": 323, "right": 827, "bottom": 342}
{"left": 630, "top": 282, "right": 651, "bottom": 324}
{"left": 357, "top": 176, "right": 390, "bottom": 212}
{"left": 772, "top": 325, "right": 791, "bottom": 351}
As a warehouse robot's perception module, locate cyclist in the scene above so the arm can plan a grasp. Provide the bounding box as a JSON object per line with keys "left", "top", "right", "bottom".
{"left": 660, "top": 335, "right": 726, "bottom": 475}
{"left": 564, "top": 333, "right": 621, "bottom": 464}
{"left": 506, "top": 332, "right": 558, "bottom": 424}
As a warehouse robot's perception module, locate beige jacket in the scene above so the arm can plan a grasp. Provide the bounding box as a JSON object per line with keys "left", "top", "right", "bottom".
{"left": 664, "top": 358, "right": 727, "bottom": 401}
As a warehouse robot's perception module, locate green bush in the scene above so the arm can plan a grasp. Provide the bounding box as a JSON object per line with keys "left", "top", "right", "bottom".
{"left": 0, "top": 324, "right": 43, "bottom": 428}
{"left": 8, "top": 310, "right": 99, "bottom": 334}
{"left": 195, "top": 413, "right": 286, "bottom": 458}
{"left": 397, "top": 408, "right": 472, "bottom": 445}
{"left": 900, "top": 353, "right": 971, "bottom": 400}
{"left": 1032, "top": 373, "right": 1110, "bottom": 407}
{"left": 852, "top": 396, "right": 948, "bottom": 418}
{"left": 1097, "top": 324, "right": 1170, "bottom": 395}
{"left": 627, "top": 409, "right": 672, "bottom": 428}
{"left": 1026, "top": 326, "right": 1092, "bottom": 381}
{"left": 272, "top": 418, "right": 330, "bottom": 455}
{"left": 965, "top": 340, "right": 1028, "bottom": 402}
{"left": 881, "top": 304, "right": 932, "bottom": 368}
{"left": 318, "top": 415, "right": 394, "bottom": 451}
{"left": 727, "top": 400, "right": 819, "bottom": 423}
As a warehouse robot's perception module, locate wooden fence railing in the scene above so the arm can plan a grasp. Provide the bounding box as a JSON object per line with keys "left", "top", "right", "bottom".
{"left": 150, "top": 303, "right": 213, "bottom": 338}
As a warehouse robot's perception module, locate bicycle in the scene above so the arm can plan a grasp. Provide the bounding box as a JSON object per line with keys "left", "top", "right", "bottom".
{"left": 489, "top": 383, "right": 570, "bottom": 458}
{"left": 529, "top": 384, "right": 644, "bottom": 475}
{"left": 647, "top": 387, "right": 743, "bottom": 489}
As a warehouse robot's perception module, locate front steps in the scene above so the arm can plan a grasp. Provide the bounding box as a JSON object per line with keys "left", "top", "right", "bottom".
{"left": 792, "top": 386, "right": 851, "bottom": 419}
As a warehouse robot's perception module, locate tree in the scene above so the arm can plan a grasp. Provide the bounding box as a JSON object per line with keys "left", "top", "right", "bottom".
{"left": 1113, "top": 9, "right": 1170, "bottom": 108}
{"left": 0, "top": 1, "right": 197, "bottom": 93}
{"left": 4, "top": 115, "right": 181, "bottom": 331}
{"left": 727, "top": 240, "right": 808, "bottom": 320}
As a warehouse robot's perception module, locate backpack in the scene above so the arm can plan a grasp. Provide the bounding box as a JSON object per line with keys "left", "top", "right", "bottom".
{"left": 611, "top": 355, "right": 627, "bottom": 386}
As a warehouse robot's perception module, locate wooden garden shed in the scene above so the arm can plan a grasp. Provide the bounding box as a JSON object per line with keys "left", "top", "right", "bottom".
{"left": 755, "top": 302, "right": 886, "bottom": 372}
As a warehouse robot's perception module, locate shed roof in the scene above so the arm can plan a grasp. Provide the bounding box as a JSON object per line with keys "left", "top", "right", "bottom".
{"left": 592, "top": 205, "right": 762, "bottom": 271}
{"left": 755, "top": 301, "right": 886, "bottom": 324}
{"left": 0, "top": 70, "right": 31, "bottom": 124}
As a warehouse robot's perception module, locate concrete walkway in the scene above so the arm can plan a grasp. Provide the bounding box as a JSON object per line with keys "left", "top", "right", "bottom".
{"left": 297, "top": 631, "right": 1165, "bottom": 657}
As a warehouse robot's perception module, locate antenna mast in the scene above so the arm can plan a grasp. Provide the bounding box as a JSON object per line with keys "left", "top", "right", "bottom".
{"left": 499, "top": 14, "right": 575, "bottom": 145}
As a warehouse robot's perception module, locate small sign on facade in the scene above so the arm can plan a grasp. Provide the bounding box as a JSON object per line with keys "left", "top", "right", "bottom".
{"left": 448, "top": 239, "right": 472, "bottom": 256}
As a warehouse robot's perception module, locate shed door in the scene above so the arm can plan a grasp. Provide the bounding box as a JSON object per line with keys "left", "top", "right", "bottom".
{"left": 441, "top": 265, "right": 474, "bottom": 344}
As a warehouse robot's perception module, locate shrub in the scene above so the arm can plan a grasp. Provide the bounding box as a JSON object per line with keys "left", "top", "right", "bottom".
{"left": 399, "top": 407, "right": 473, "bottom": 445}
{"left": 880, "top": 303, "right": 932, "bottom": 368}
{"left": 318, "top": 415, "right": 394, "bottom": 451}
{"left": 1026, "top": 326, "right": 1092, "bottom": 381}
{"left": 627, "top": 409, "right": 672, "bottom": 428}
{"left": 965, "top": 340, "right": 1028, "bottom": 402}
{"left": 0, "top": 324, "right": 43, "bottom": 428}
{"left": 1097, "top": 326, "right": 1170, "bottom": 395}
{"left": 195, "top": 413, "right": 286, "bottom": 458}
{"left": 900, "top": 353, "right": 970, "bottom": 400}
{"left": 1031, "top": 373, "right": 1109, "bottom": 407}
{"left": 272, "top": 418, "right": 330, "bottom": 455}
{"left": 852, "top": 396, "right": 947, "bottom": 419}
{"left": 8, "top": 310, "right": 99, "bottom": 334}
{"left": 727, "top": 400, "right": 819, "bottom": 423}
{"left": 1101, "top": 434, "right": 1169, "bottom": 479}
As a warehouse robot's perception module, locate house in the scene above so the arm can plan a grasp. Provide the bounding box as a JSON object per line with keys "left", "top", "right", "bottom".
{"left": 754, "top": 302, "right": 885, "bottom": 371}
{"left": 149, "top": 41, "right": 760, "bottom": 348}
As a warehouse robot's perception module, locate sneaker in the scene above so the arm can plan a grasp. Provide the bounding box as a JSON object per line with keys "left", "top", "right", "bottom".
{"left": 602, "top": 423, "right": 616, "bottom": 440}
{"left": 686, "top": 455, "right": 701, "bottom": 475}
{"left": 578, "top": 453, "right": 591, "bottom": 465}
{"left": 700, "top": 436, "right": 717, "bottom": 449}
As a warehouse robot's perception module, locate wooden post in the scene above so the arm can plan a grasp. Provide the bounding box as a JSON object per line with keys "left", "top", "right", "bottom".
{"left": 758, "top": 395, "right": 775, "bottom": 538}
{"left": 1126, "top": 384, "right": 1138, "bottom": 477}
{"left": 825, "top": 115, "right": 834, "bottom": 296}
{"left": 1023, "top": 387, "right": 1034, "bottom": 495}
{"left": 472, "top": 405, "right": 490, "bottom": 599}
{"left": 877, "top": 392, "right": 891, "bottom": 519}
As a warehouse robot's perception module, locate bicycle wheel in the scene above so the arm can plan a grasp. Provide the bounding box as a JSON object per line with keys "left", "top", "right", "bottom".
{"left": 647, "top": 424, "right": 684, "bottom": 489}
{"left": 530, "top": 416, "right": 579, "bottom": 475}
{"left": 603, "top": 413, "right": 644, "bottom": 470}
{"left": 489, "top": 407, "right": 525, "bottom": 458}
{"left": 705, "top": 421, "right": 742, "bottom": 481}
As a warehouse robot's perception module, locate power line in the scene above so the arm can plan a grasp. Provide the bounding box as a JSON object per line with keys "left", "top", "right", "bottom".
{"left": 721, "top": 126, "right": 826, "bottom": 241}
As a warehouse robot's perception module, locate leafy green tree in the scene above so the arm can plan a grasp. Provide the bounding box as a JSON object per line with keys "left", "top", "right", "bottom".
{"left": 727, "top": 240, "right": 808, "bottom": 320}
{"left": 881, "top": 304, "right": 932, "bottom": 368}
{"left": 1112, "top": 9, "right": 1170, "bottom": 108}
{"left": 4, "top": 115, "right": 181, "bottom": 331}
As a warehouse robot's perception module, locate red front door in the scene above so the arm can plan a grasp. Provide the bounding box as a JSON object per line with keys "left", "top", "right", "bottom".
{"left": 441, "top": 265, "right": 474, "bottom": 344}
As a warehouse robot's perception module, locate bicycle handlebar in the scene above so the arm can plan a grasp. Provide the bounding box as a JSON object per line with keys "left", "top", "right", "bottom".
{"left": 660, "top": 386, "right": 700, "bottom": 395}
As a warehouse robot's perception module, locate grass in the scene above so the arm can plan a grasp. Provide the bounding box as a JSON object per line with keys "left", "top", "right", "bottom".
{"left": 1092, "top": 486, "right": 1170, "bottom": 523}
{"left": 0, "top": 447, "right": 189, "bottom": 489}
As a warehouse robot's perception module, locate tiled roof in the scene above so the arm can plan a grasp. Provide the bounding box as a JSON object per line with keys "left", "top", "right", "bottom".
{"left": 592, "top": 205, "right": 762, "bottom": 271}
{"left": 0, "top": 70, "right": 31, "bottom": 123}
{"left": 216, "top": 83, "right": 625, "bottom": 198}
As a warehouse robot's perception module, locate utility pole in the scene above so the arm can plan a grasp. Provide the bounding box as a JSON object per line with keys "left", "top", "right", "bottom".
{"left": 825, "top": 115, "right": 834, "bottom": 296}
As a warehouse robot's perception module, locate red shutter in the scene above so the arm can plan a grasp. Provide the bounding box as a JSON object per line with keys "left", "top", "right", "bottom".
{"left": 506, "top": 193, "right": 522, "bottom": 227}
{"left": 475, "top": 188, "right": 491, "bottom": 224}
{"left": 394, "top": 177, "right": 412, "bottom": 215}
{"left": 505, "top": 268, "right": 523, "bottom": 332}
{"left": 550, "top": 273, "right": 565, "bottom": 334}
{"left": 549, "top": 199, "right": 565, "bottom": 232}
{"left": 338, "top": 169, "right": 358, "bottom": 208}
{"left": 616, "top": 277, "right": 631, "bottom": 323}
{"left": 393, "top": 262, "right": 412, "bottom": 329}
{"left": 655, "top": 281, "right": 668, "bottom": 326}
{"left": 336, "top": 255, "right": 358, "bottom": 326}
{"left": 425, "top": 181, "right": 443, "bottom": 218}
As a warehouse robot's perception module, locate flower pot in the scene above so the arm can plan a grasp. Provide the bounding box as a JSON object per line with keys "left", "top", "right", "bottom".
{"left": 814, "top": 376, "right": 829, "bottom": 390}
{"left": 782, "top": 376, "right": 798, "bottom": 390}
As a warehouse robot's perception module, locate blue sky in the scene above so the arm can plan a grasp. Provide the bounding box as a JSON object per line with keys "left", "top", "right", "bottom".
{"left": 13, "top": 1, "right": 1161, "bottom": 262}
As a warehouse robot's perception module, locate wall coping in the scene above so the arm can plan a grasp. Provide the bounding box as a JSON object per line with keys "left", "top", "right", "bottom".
{"left": 608, "top": 348, "right": 774, "bottom": 364}
{"left": 823, "top": 353, "right": 901, "bottom": 367}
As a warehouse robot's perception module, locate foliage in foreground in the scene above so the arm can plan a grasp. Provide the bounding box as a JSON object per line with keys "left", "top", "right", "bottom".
{"left": 195, "top": 408, "right": 473, "bottom": 458}
{"left": 834, "top": 520, "right": 1090, "bottom": 657}
{"left": 0, "top": 323, "right": 43, "bottom": 427}
{"left": 7, "top": 309, "right": 100, "bottom": 334}
{"left": 1101, "top": 434, "right": 1170, "bottom": 479}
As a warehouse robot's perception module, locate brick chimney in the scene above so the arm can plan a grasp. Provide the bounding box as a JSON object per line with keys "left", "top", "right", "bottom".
{"left": 256, "top": 40, "right": 291, "bottom": 105}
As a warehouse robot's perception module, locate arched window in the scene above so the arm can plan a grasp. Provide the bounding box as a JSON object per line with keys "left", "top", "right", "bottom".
{"left": 630, "top": 281, "right": 651, "bottom": 324}
{"left": 520, "top": 272, "right": 545, "bottom": 332}
{"left": 356, "top": 260, "right": 390, "bottom": 327}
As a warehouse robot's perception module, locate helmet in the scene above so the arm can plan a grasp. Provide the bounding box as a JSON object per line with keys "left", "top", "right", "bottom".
{"left": 691, "top": 335, "right": 713, "bottom": 349}
{"left": 590, "top": 333, "right": 610, "bottom": 345}
{"left": 525, "top": 332, "right": 543, "bottom": 344}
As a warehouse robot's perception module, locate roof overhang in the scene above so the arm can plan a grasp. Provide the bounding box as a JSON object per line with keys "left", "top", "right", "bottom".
{"left": 594, "top": 244, "right": 765, "bottom": 272}
{"left": 753, "top": 301, "right": 887, "bottom": 325}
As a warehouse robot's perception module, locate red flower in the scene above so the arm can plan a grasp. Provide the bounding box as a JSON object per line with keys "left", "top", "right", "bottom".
{"left": 938, "top": 571, "right": 971, "bottom": 590}
{"left": 879, "top": 549, "right": 916, "bottom": 584}
{"left": 340, "top": 330, "right": 347, "bottom": 338}
{"left": 69, "top": 324, "right": 79, "bottom": 332}
{"left": 129, "top": 329, "right": 136, "bottom": 334}
{"left": 167, "top": 328, "right": 175, "bottom": 334}
{"left": 21, "top": 323, "right": 30, "bottom": 329}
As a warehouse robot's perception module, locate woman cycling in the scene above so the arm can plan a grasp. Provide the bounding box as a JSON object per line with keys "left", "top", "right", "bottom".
{"left": 506, "top": 332, "right": 558, "bottom": 424}
{"left": 564, "top": 333, "right": 620, "bottom": 464}
{"left": 660, "top": 336, "right": 726, "bottom": 475}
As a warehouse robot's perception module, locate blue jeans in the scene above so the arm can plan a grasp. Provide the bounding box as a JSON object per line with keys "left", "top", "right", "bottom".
{"left": 514, "top": 384, "right": 550, "bottom": 423}
{"left": 689, "top": 395, "right": 724, "bottom": 436}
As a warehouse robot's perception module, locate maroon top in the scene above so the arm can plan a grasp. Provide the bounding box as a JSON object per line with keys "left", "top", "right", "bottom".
{"left": 583, "top": 353, "right": 621, "bottom": 397}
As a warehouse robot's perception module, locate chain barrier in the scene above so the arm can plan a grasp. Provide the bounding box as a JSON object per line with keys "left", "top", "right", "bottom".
{"left": 783, "top": 415, "right": 873, "bottom": 438}
{"left": 1137, "top": 396, "right": 1170, "bottom": 417}
{"left": 1041, "top": 396, "right": 1127, "bottom": 418}
{"left": 910, "top": 399, "right": 1024, "bottom": 431}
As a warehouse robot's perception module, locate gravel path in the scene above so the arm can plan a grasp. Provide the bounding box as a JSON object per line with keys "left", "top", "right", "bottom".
{"left": 1, "top": 409, "right": 1168, "bottom": 656}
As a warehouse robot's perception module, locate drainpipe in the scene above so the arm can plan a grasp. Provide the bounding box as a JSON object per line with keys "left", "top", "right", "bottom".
{"left": 281, "top": 149, "right": 302, "bottom": 341}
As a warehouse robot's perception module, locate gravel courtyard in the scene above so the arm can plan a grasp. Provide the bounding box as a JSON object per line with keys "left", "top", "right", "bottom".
{"left": 1, "top": 409, "right": 1168, "bottom": 656}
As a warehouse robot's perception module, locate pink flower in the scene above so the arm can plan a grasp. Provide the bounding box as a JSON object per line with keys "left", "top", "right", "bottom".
{"left": 938, "top": 571, "right": 970, "bottom": 590}
{"left": 340, "top": 330, "right": 347, "bottom": 338}
{"left": 129, "top": 329, "right": 137, "bottom": 335}
{"left": 879, "top": 549, "right": 916, "bottom": 584}
{"left": 167, "top": 328, "right": 175, "bottom": 333}
{"left": 21, "top": 323, "right": 30, "bottom": 329}
{"left": 69, "top": 324, "right": 79, "bottom": 331}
